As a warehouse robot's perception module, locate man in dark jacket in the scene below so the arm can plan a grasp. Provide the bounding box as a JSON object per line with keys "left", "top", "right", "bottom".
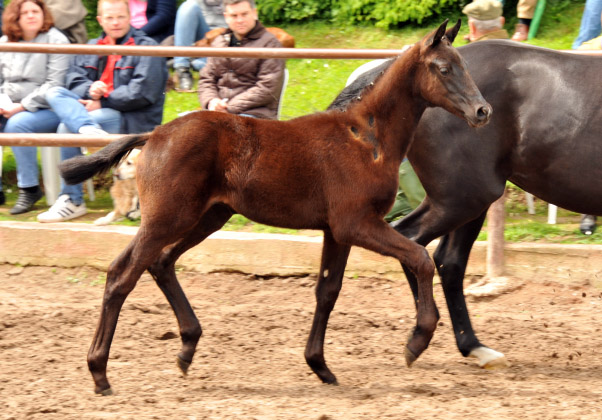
{"left": 38, "top": 0, "right": 167, "bottom": 222}
{"left": 139, "top": 0, "right": 176, "bottom": 44}
{"left": 198, "top": 0, "right": 284, "bottom": 119}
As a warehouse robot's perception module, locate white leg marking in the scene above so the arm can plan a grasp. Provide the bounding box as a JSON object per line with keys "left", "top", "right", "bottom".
{"left": 469, "top": 346, "right": 510, "bottom": 369}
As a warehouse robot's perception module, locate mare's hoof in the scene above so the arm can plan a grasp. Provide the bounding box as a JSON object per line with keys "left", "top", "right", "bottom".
{"left": 177, "top": 355, "right": 191, "bottom": 376}
{"left": 404, "top": 346, "right": 418, "bottom": 367}
{"left": 482, "top": 356, "right": 510, "bottom": 370}
{"left": 469, "top": 346, "right": 509, "bottom": 370}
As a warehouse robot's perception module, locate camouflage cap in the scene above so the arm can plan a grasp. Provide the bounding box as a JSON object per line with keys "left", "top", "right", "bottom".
{"left": 462, "top": 0, "right": 503, "bottom": 20}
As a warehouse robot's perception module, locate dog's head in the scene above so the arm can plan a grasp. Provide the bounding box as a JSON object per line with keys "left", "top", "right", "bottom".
{"left": 113, "top": 149, "right": 141, "bottom": 180}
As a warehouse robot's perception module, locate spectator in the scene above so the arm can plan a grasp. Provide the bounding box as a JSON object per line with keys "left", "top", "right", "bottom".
{"left": 0, "top": 0, "right": 4, "bottom": 35}
{"left": 573, "top": 2, "right": 601, "bottom": 234}
{"left": 198, "top": 0, "right": 284, "bottom": 119}
{"left": 129, "top": 0, "right": 176, "bottom": 44}
{"left": 512, "top": 0, "right": 539, "bottom": 41}
{"left": 38, "top": 0, "right": 167, "bottom": 222}
{"left": 0, "top": 0, "right": 70, "bottom": 214}
{"left": 173, "top": 0, "right": 226, "bottom": 91}
{"left": 45, "top": 0, "right": 88, "bottom": 44}
{"left": 463, "top": 0, "right": 509, "bottom": 42}
{"left": 573, "top": 0, "right": 602, "bottom": 50}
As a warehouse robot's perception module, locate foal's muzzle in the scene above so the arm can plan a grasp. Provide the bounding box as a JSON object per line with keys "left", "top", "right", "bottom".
{"left": 468, "top": 102, "right": 492, "bottom": 127}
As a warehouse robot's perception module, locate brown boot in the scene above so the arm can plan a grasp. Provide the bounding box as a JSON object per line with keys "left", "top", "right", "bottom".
{"left": 511, "top": 23, "right": 529, "bottom": 42}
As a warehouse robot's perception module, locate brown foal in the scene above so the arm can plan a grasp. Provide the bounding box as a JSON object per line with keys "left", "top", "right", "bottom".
{"left": 60, "top": 19, "right": 491, "bottom": 394}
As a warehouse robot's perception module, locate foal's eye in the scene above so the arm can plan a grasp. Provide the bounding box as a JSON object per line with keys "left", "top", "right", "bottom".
{"left": 440, "top": 67, "right": 449, "bottom": 75}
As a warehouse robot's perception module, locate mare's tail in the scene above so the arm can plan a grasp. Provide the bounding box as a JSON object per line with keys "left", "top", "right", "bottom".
{"left": 59, "top": 133, "right": 150, "bottom": 185}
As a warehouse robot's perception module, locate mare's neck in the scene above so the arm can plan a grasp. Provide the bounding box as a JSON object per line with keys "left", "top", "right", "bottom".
{"left": 349, "top": 45, "right": 426, "bottom": 161}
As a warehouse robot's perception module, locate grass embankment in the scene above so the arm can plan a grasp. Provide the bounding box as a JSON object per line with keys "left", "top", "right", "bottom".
{"left": 2, "top": 0, "right": 600, "bottom": 243}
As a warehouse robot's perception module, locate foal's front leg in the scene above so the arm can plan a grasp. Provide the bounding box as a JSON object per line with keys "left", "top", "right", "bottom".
{"left": 340, "top": 218, "right": 439, "bottom": 366}
{"left": 305, "top": 230, "right": 351, "bottom": 385}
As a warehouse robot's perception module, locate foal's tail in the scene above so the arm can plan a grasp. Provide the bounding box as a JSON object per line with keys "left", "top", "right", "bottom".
{"left": 59, "top": 133, "right": 150, "bottom": 185}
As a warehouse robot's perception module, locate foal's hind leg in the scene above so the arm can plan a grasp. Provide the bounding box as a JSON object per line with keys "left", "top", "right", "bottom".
{"left": 305, "top": 230, "right": 351, "bottom": 385}
{"left": 147, "top": 204, "right": 233, "bottom": 375}
{"left": 88, "top": 225, "right": 182, "bottom": 395}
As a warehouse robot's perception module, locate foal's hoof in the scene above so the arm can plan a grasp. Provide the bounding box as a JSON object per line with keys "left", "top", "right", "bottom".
{"left": 177, "top": 355, "right": 191, "bottom": 376}
{"left": 405, "top": 346, "right": 418, "bottom": 367}
{"left": 95, "top": 387, "right": 114, "bottom": 396}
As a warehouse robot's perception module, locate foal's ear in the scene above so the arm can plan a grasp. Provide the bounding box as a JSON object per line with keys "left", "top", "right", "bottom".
{"left": 425, "top": 19, "right": 449, "bottom": 48}
{"left": 444, "top": 19, "right": 462, "bottom": 44}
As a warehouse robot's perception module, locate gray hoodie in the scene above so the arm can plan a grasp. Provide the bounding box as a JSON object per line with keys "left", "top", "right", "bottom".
{"left": 0, "top": 27, "right": 70, "bottom": 112}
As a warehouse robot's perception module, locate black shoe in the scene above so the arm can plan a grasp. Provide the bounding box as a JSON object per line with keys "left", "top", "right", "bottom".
{"left": 579, "top": 214, "right": 597, "bottom": 235}
{"left": 0, "top": 191, "right": 5, "bottom": 205}
{"left": 176, "top": 67, "right": 193, "bottom": 91}
{"left": 9, "top": 188, "right": 43, "bottom": 215}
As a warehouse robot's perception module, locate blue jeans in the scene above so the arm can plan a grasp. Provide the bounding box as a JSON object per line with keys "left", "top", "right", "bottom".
{"left": 174, "top": 0, "right": 211, "bottom": 70}
{"left": 572, "top": 0, "right": 602, "bottom": 49}
{"left": 46, "top": 86, "right": 122, "bottom": 205}
{"left": 2, "top": 109, "right": 60, "bottom": 190}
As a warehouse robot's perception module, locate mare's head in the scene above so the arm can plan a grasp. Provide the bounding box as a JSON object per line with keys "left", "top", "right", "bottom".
{"left": 414, "top": 19, "right": 491, "bottom": 127}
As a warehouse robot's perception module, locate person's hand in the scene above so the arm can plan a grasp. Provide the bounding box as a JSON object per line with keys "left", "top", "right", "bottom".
{"left": 208, "top": 98, "right": 228, "bottom": 112}
{"left": 0, "top": 103, "right": 25, "bottom": 118}
{"left": 78, "top": 99, "right": 102, "bottom": 112}
{"left": 89, "top": 81, "right": 108, "bottom": 100}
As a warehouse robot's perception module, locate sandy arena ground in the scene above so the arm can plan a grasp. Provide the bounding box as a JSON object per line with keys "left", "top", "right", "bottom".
{"left": 1, "top": 264, "right": 601, "bottom": 419}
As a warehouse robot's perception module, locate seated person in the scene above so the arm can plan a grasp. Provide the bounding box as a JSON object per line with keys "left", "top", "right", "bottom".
{"left": 463, "top": 0, "right": 509, "bottom": 42}
{"left": 574, "top": 4, "right": 601, "bottom": 234}
{"left": 129, "top": 0, "right": 176, "bottom": 44}
{"left": 173, "top": 0, "right": 226, "bottom": 90}
{"left": 45, "top": 0, "right": 88, "bottom": 44}
{"left": 197, "top": 0, "right": 284, "bottom": 119}
{"left": 572, "top": 0, "right": 602, "bottom": 49}
{"left": 0, "top": 0, "right": 70, "bottom": 213}
{"left": 38, "top": 0, "right": 167, "bottom": 223}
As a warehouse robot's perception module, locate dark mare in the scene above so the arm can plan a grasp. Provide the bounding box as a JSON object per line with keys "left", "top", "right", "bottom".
{"left": 59, "top": 20, "right": 491, "bottom": 394}
{"left": 330, "top": 40, "right": 602, "bottom": 368}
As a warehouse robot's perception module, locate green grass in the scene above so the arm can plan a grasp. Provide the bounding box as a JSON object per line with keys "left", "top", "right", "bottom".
{"left": 2, "top": 1, "right": 599, "bottom": 242}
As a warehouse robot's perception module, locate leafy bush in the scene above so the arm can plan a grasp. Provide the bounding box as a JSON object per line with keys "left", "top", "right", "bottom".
{"left": 258, "top": 0, "right": 466, "bottom": 27}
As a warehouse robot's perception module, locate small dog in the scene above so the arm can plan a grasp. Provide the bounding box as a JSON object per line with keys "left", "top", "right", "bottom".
{"left": 194, "top": 27, "right": 295, "bottom": 48}
{"left": 94, "top": 149, "right": 141, "bottom": 226}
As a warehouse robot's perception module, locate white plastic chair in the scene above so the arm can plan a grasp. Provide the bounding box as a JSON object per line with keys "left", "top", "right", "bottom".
{"left": 41, "top": 146, "right": 95, "bottom": 205}
{"left": 277, "top": 68, "right": 289, "bottom": 120}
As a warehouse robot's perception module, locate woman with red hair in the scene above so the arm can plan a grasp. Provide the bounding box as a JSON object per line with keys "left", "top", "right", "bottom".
{"left": 0, "top": 0, "right": 70, "bottom": 214}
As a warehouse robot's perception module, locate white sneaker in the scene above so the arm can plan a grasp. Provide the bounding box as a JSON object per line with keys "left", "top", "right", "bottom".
{"left": 78, "top": 125, "right": 108, "bottom": 135}
{"left": 37, "top": 194, "right": 87, "bottom": 223}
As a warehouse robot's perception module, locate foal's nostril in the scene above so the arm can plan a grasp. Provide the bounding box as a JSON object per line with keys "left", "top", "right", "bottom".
{"left": 476, "top": 105, "right": 491, "bottom": 121}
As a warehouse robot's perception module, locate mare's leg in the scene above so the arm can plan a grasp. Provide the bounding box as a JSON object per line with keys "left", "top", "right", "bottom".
{"left": 432, "top": 214, "right": 507, "bottom": 368}
{"left": 335, "top": 218, "right": 438, "bottom": 366}
{"left": 304, "top": 230, "right": 351, "bottom": 385}
{"left": 147, "top": 204, "right": 234, "bottom": 375}
{"left": 88, "top": 224, "right": 185, "bottom": 395}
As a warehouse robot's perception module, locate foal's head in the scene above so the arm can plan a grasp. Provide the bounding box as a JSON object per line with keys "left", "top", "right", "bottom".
{"left": 414, "top": 19, "right": 492, "bottom": 128}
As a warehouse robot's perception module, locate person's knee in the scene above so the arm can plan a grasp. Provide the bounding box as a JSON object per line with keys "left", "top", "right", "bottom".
{"left": 45, "top": 86, "right": 69, "bottom": 102}
{"left": 4, "top": 113, "right": 30, "bottom": 133}
{"left": 177, "top": 0, "right": 198, "bottom": 16}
